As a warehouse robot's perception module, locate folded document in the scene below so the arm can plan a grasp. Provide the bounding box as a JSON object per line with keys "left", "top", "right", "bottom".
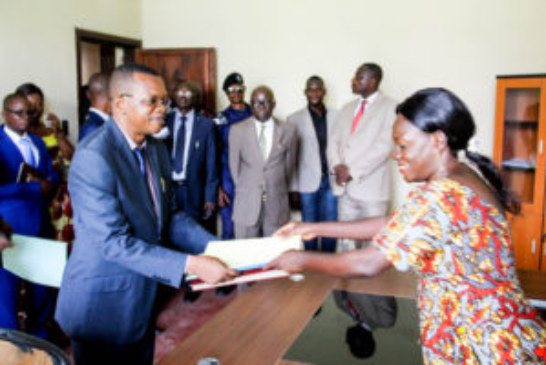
{"left": 187, "top": 236, "right": 302, "bottom": 291}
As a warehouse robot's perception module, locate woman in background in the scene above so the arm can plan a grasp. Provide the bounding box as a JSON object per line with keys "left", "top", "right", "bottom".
{"left": 269, "top": 88, "right": 546, "bottom": 364}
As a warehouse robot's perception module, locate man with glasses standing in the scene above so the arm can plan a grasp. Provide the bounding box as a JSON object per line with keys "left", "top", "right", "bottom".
{"left": 0, "top": 93, "right": 58, "bottom": 338}
{"left": 163, "top": 80, "right": 218, "bottom": 228}
{"left": 229, "top": 86, "right": 297, "bottom": 239}
{"left": 55, "top": 64, "right": 235, "bottom": 365}
{"left": 216, "top": 72, "right": 252, "bottom": 240}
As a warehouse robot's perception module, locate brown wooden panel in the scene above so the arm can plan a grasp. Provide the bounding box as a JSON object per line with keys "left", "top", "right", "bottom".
{"left": 136, "top": 48, "right": 217, "bottom": 114}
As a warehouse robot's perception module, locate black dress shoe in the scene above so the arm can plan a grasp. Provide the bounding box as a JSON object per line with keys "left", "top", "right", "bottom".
{"left": 215, "top": 285, "right": 236, "bottom": 296}
{"left": 183, "top": 290, "right": 202, "bottom": 303}
{"left": 346, "top": 324, "right": 376, "bottom": 359}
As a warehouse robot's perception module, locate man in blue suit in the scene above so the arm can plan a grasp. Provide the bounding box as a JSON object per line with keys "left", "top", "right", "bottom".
{"left": 0, "top": 93, "right": 59, "bottom": 338}
{"left": 78, "top": 73, "right": 110, "bottom": 142}
{"left": 163, "top": 80, "right": 218, "bottom": 226}
{"left": 55, "top": 64, "right": 235, "bottom": 365}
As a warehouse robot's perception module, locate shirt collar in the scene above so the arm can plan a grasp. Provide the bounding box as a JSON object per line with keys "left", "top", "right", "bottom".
{"left": 254, "top": 117, "right": 274, "bottom": 128}
{"left": 117, "top": 123, "right": 147, "bottom": 151}
{"left": 361, "top": 91, "right": 379, "bottom": 105}
{"left": 175, "top": 108, "right": 195, "bottom": 120}
{"left": 3, "top": 125, "right": 30, "bottom": 143}
{"left": 89, "top": 107, "right": 110, "bottom": 121}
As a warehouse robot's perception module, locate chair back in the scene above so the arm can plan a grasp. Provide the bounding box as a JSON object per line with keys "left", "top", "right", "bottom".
{"left": 0, "top": 328, "right": 69, "bottom": 365}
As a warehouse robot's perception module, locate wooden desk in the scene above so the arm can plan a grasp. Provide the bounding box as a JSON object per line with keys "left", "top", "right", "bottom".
{"left": 160, "top": 269, "right": 546, "bottom": 364}
{"left": 335, "top": 268, "right": 418, "bottom": 298}
{"left": 159, "top": 271, "right": 336, "bottom": 365}
{"left": 335, "top": 268, "right": 546, "bottom": 303}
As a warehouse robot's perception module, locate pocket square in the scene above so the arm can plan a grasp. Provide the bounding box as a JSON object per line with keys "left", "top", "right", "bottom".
{"left": 195, "top": 141, "right": 200, "bottom": 149}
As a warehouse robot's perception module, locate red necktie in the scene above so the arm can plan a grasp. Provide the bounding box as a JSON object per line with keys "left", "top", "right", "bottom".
{"left": 351, "top": 100, "right": 367, "bottom": 134}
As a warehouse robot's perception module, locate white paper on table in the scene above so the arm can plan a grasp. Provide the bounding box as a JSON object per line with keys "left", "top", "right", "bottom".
{"left": 186, "top": 236, "right": 302, "bottom": 281}
{"left": 2, "top": 234, "right": 67, "bottom": 287}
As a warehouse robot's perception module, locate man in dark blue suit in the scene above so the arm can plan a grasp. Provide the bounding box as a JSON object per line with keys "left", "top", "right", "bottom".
{"left": 163, "top": 80, "right": 218, "bottom": 226}
{"left": 0, "top": 93, "right": 59, "bottom": 338}
{"left": 78, "top": 73, "right": 110, "bottom": 142}
{"left": 55, "top": 64, "right": 235, "bottom": 365}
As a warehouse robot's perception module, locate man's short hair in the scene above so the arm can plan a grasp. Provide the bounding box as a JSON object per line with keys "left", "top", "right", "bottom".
{"left": 358, "top": 63, "right": 383, "bottom": 83}
{"left": 306, "top": 75, "right": 324, "bottom": 88}
{"left": 3, "top": 93, "right": 25, "bottom": 110}
{"left": 109, "top": 63, "right": 160, "bottom": 97}
{"left": 87, "top": 73, "right": 110, "bottom": 94}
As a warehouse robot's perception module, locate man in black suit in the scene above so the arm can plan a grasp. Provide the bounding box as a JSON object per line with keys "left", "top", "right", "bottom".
{"left": 163, "top": 80, "right": 218, "bottom": 227}
{"left": 78, "top": 73, "right": 110, "bottom": 141}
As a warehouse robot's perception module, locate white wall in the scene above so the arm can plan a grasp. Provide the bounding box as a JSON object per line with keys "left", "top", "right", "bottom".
{"left": 0, "top": 0, "right": 141, "bottom": 141}
{"left": 142, "top": 0, "right": 546, "bottom": 203}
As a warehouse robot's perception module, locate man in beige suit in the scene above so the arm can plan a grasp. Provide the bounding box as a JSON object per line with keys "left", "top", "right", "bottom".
{"left": 328, "top": 63, "right": 398, "bottom": 347}
{"left": 287, "top": 76, "right": 338, "bottom": 252}
{"left": 229, "top": 86, "right": 297, "bottom": 238}
{"left": 328, "top": 63, "right": 397, "bottom": 236}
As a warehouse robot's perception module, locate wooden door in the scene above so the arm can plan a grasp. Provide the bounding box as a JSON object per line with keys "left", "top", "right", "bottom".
{"left": 136, "top": 48, "right": 217, "bottom": 114}
{"left": 493, "top": 76, "right": 546, "bottom": 270}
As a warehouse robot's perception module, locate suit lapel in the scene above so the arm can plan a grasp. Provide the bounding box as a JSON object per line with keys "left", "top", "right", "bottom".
{"left": 144, "top": 140, "right": 164, "bottom": 229}
{"left": 107, "top": 120, "right": 157, "bottom": 223}
{"left": 267, "top": 119, "right": 282, "bottom": 164}
{"left": 0, "top": 127, "right": 25, "bottom": 165}
{"left": 304, "top": 109, "right": 319, "bottom": 153}
{"left": 187, "top": 113, "right": 201, "bottom": 165}
{"left": 248, "top": 118, "right": 265, "bottom": 164}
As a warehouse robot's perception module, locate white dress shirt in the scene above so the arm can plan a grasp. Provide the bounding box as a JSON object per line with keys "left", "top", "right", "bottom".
{"left": 4, "top": 125, "right": 40, "bottom": 165}
{"left": 353, "top": 91, "right": 379, "bottom": 116}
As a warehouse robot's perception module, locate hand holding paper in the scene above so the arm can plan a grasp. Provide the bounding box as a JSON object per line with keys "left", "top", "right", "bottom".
{"left": 1, "top": 235, "right": 67, "bottom": 287}
{"left": 186, "top": 255, "right": 237, "bottom": 284}
{"left": 187, "top": 236, "right": 302, "bottom": 291}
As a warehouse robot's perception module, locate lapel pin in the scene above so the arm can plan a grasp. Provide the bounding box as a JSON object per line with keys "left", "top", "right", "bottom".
{"left": 160, "top": 177, "right": 166, "bottom": 192}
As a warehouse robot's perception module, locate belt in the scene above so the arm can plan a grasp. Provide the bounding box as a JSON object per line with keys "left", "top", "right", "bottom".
{"left": 173, "top": 180, "right": 188, "bottom": 186}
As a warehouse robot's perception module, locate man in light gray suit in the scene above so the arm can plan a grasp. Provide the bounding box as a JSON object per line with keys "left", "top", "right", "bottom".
{"left": 55, "top": 64, "right": 235, "bottom": 365}
{"left": 328, "top": 63, "right": 397, "bottom": 238}
{"left": 229, "top": 86, "right": 297, "bottom": 238}
{"left": 287, "top": 76, "right": 338, "bottom": 252}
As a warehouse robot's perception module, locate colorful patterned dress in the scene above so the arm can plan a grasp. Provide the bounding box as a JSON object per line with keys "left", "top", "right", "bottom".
{"left": 373, "top": 178, "right": 546, "bottom": 364}
{"left": 42, "top": 133, "right": 74, "bottom": 243}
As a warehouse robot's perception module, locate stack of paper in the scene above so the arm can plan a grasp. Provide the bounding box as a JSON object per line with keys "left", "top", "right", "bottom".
{"left": 1, "top": 234, "right": 67, "bottom": 288}
{"left": 187, "top": 236, "right": 302, "bottom": 291}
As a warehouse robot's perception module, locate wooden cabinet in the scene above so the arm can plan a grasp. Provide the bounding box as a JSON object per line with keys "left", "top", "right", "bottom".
{"left": 493, "top": 75, "right": 546, "bottom": 271}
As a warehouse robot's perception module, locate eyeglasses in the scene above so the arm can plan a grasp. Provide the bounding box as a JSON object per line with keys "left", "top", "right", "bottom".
{"left": 174, "top": 89, "right": 193, "bottom": 98}
{"left": 120, "top": 93, "right": 169, "bottom": 109}
{"left": 251, "top": 99, "right": 273, "bottom": 107}
{"left": 4, "top": 108, "right": 34, "bottom": 117}
{"left": 227, "top": 86, "right": 245, "bottom": 95}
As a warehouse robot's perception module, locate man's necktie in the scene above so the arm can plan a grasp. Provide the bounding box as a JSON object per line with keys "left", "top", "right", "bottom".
{"left": 351, "top": 100, "right": 367, "bottom": 134}
{"left": 20, "top": 137, "right": 37, "bottom": 167}
{"left": 134, "top": 147, "right": 159, "bottom": 218}
{"left": 173, "top": 116, "right": 187, "bottom": 173}
{"left": 258, "top": 124, "right": 267, "bottom": 159}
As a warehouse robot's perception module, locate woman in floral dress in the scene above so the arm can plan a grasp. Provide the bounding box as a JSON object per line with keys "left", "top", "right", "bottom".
{"left": 269, "top": 88, "right": 546, "bottom": 364}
